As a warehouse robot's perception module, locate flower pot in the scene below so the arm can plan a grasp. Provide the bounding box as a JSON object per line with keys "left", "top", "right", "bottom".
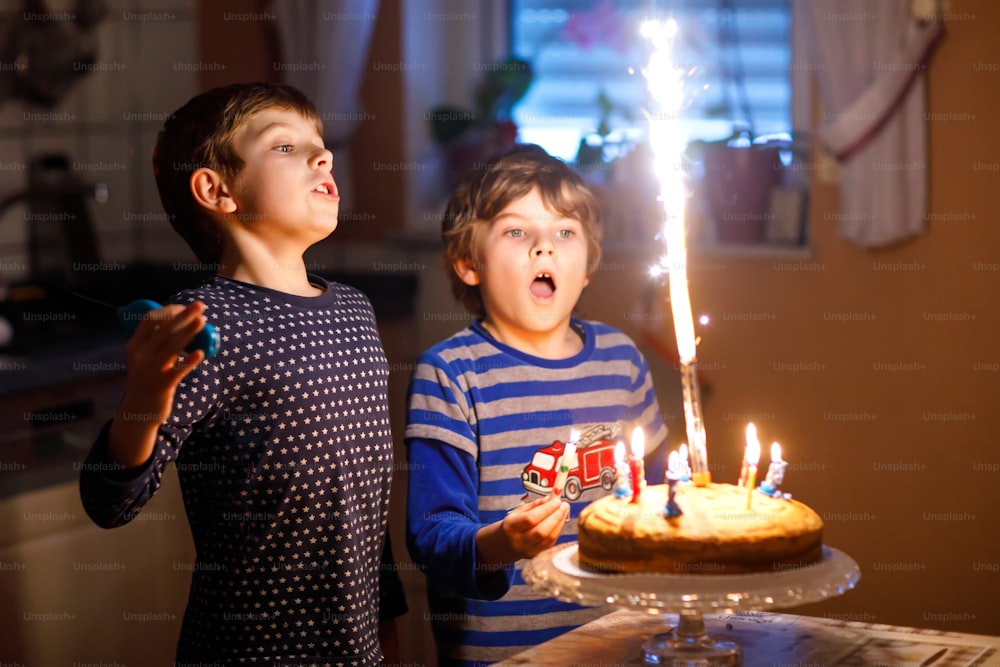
{"left": 701, "top": 144, "right": 784, "bottom": 244}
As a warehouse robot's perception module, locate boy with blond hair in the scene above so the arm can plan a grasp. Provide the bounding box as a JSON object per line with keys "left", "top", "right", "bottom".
{"left": 406, "top": 144, "right": 667, "bottom": 665}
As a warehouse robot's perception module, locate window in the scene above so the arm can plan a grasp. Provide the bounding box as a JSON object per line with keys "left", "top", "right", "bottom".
{"left": 510, "top": 0, "right": 793, "bottom": 162}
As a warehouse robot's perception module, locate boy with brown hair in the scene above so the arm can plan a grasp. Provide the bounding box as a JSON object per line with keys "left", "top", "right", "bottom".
{"left": 405, "top": 143, "right": 667, "bottom": 665}
{"left": 80, "top": 82, "right": 404, "bottom": 666}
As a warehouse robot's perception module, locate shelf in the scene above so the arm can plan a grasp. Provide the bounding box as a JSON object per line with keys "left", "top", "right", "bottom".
{"left": 691, "top": 242, "right": 814, "bottom": 260}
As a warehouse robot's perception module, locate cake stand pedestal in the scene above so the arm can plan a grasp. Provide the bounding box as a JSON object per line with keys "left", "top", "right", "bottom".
{"left": 523, "top": 543, "right": 860, "bottom": 666}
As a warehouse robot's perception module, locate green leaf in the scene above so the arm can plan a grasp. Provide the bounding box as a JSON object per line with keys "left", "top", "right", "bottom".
{"left": 427, "top": 105, "right": 478, "bottom": 145}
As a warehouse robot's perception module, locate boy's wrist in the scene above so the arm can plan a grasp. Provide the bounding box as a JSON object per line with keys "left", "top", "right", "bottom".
{"left": 116, "top": 398, "right": 164, "bottom": 426}
{"left": 475, "top": 518, "right": 518, "bottom": 569}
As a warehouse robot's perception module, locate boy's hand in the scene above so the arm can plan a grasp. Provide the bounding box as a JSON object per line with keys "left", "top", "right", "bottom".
{"left": 107, "top": 302, "right": 208, "bottom": 468}
{"left": 500, "top": 493, "right": 569, "bottom": 560}
{"left": 122, "top": 302, "right": 208, "bottom": 412}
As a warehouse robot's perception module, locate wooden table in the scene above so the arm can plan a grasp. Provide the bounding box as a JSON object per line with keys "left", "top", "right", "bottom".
{"left": 496, "top": 608, "right": 1000, "bottom": 666}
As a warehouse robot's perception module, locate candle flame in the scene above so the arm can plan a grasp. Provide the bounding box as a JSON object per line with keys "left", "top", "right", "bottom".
{"left": 747, "top": 439, "right": 761, "bottom": 465}
{"left": 745, "top": 423, "right": 758, "bottom": 452}
{"left": 771, "top": 442, "right": 782, "bottom": 462}
{"left": 630, "top": 426, "right": 645, "bottom": 459}
{"left": 614, "top": 440, "right": 625, "bottom": 464}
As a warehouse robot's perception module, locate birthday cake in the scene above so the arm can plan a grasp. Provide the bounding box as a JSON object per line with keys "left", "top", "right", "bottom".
{"left": 577, "top": 482, "right": 824, "bottom": 574}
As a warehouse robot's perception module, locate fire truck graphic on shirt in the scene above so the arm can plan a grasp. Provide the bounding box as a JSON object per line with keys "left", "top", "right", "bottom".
{"left": 520, "top": 424, "right": 622, "bottom": 501}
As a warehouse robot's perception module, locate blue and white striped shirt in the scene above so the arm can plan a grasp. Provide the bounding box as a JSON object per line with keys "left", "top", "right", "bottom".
{"left": 405, "top": 318, "right": 667, "bottom": 666}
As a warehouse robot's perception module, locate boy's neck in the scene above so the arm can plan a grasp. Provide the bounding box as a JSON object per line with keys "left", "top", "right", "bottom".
{"left": 480, "top": 318, "right": 584, "bottom": 360}
{"left": 217, "top": 243, "right": 323, "bottom": 297}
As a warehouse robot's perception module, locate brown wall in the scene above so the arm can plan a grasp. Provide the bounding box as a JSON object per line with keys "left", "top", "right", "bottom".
{"left": 637, "top": 0, "right": 999, "bottom": 633}
{"left": 198, "top": 0, "right": 280, "bottom": 88}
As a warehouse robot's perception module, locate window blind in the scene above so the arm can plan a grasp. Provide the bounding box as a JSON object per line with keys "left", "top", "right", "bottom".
{"left": 510, "top": 0, "right": 792, "bottom": 161}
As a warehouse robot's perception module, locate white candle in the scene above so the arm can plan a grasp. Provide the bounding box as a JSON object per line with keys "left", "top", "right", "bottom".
{"left": 678, "top": 443, "right": 692, "bottom": 481}
{"left": 667, "top": 450, "right": 680, "bottom": 479}
{"left": 552, "top": 429, "right": 579, "bottom": 495}
{"left": 614, "top": 440, "right": 630, "bottom": 498}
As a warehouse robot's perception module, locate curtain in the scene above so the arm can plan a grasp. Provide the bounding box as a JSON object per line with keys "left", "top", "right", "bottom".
{"left": 797, "top": 0, "right": 943, "bottom": 247}
{"left": 273, "top": 0, "right": 381, "bottom": 209}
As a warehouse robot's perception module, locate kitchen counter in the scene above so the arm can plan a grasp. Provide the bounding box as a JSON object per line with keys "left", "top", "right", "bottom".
{"left": 0, "top": 334, "right": 127, "bottom": 500}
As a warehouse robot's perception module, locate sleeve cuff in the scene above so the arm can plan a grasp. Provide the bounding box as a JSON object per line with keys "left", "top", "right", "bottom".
{"left": 474, "top": 561, "right": 515, "bottom": 601}
{"left": 83, "top": 420, "right": 155, "bottom": 486}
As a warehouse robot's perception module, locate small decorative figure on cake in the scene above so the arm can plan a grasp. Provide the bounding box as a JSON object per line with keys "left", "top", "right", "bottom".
{"left": 613, "top": 441, "right": 631, "bottom": 499}
{"left": 663, "top": 451, "right": 684, "bottom": 518}
{"left": 758, "top": 442, "right": 791, "bottom": 499}
{"left": 628, "top": 426, "right": 645, "bottom": 503}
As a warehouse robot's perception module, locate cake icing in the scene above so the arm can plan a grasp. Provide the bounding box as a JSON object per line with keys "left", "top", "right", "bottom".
{"left": 577, "top": 482, "right": 824, "bottom": 574}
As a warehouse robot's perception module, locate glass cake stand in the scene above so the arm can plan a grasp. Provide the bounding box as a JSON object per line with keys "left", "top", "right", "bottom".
{"left": 523, "top": 543, "right": 860, "bottom": 666}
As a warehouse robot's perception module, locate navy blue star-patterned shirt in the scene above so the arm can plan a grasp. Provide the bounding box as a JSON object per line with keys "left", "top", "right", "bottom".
{"left": 80, "top": 275, "right": 395, "bottom": 666}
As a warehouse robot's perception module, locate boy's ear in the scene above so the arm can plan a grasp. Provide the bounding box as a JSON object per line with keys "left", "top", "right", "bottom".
{"left": 453, "top": 258, "right": 480, "bottom": 286}
{"left": 190, "top": 168, "right": 237, "bottom": 215}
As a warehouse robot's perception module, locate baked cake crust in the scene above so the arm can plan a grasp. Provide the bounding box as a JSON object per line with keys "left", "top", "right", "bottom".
{"left": 577, "top": 483, "right": 824, "bottom": 574}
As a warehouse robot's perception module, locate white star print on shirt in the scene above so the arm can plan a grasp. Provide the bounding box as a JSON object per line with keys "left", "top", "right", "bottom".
{"left": 80, "top": 275, "right": 394, "bottom": 666}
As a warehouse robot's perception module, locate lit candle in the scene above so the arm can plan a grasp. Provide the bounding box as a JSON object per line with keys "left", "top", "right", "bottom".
{"left": 667, "top": 450, "right": 680, "bottom": 479}
{"left": 678, "top": 443, "right": 692, "bottom": 482}
{"left": 760, "top": 442, "right": 788, "bottom": 497}
{"left": 628, "top": 426, "right": 645, "bottom": 503}
{"left": 614, "top": 441, "right": 631, "bottom": 499}
{"left": 665, "top": 446, "right": 691, "bottom": 482}
{"left": 643, "top": 18, "right": 710, "bottom": 487}
{"left": 739, "top": 424, "right": 758, "bottom": 487}
{"left": 552, "top": 429, "right": 579, "bottom": 496}
{"left": 745, "top": 437, "right": 761, "bottom": 510}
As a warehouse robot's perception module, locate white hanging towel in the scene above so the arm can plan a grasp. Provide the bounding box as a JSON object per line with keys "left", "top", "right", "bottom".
{"left": 799, "top": 0, "right": 944, "bottom": 247}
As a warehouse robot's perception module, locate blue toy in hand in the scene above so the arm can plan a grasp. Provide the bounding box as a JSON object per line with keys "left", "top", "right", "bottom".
{"left": 117, "top": 299, "right": 220, "bottom": 359}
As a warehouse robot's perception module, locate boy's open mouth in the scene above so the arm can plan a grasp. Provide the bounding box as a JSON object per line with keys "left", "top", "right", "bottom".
{"left": 312, "top": 180, "right": 339, "bottom": 199}
{"left": 530, "top": 272, "right": 556, "bottom": 298}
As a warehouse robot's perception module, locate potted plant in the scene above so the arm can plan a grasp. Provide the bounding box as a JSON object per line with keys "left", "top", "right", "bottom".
{"left": 682, "top": 0, "right": 806, "bottom": 244}
{"left": 427, "top": 56, "right": 534, "bottom": 186}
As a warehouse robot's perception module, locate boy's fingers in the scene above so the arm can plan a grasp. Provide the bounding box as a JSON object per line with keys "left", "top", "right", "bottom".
{"left": 507, "top": 495, "right": 565, "bottom": 535}
{"left": 523, "top": 493, "right": 554, "bottom": 509}
{"left": 515, "top": 493, "right": 562, "bottom": 523}
{"left": 167, "top": 349, "right": 206, "bottom": 382}
{"left": 143, "top": 306, "right": 208, "bottom": 359}
{"left": 506, "top": 493, "right": 554, "bottom": 517}
{"left": 534, "top": 502, "right": 570, "bottom": 538}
